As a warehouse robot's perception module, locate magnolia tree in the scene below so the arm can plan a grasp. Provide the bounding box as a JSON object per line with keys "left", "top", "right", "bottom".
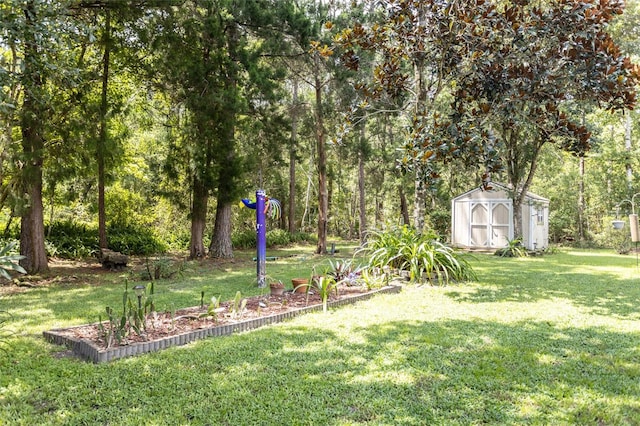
{"left": 335, "top": 0, "right": 640, "bottom": 238}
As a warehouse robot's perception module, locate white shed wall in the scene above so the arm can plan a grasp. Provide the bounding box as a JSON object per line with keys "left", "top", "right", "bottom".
{"left": 451, "top": 185, "right": 549, "bottom": 251}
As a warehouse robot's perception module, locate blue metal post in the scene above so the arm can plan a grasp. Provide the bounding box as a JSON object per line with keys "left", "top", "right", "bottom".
{"left": 256, "top": 189, "right": 267, "bottom": 288}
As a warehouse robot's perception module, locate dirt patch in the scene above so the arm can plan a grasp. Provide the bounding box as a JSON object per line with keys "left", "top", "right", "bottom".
{"left": 53, "top": 286, "right": 368, "bottom": 349}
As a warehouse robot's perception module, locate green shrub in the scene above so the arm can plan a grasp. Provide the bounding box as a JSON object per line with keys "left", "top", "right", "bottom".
{"left": 107, "top": 223, "right": 167, "bottom": 256}
{"left": 232, "top": 229, "right": 257, "bottom": 250}
{"left": 494, "top": 238, "right": 528, "bottom": 257}
{"left": 162, "top": 230, "right": 191, "bottom": 252}
{"left": 45, "top": 220, "right": 167, "bottom": 258}
{"left": 105, "top": 184, "right": 154, "bottom": 229}
{"left": 291, "top": 232, "right": 317, "bottom": 244}
{"left": 232, "top": 228, "right": 315, "bottom": 249}
{"left": 0, "top": 241, "right": 26, "bottom": 280}
{"left": 266, "top": 229, "right": 291, "bottom": 247}
{"left": 593, "top": 219, "right": 632, "bottom": 254}
{"left": 427, "top": 208, "right": 451, "bottom": 240}
{"left": 45, "top": 221, "right": 99, "bottom": 258}
{"left": 358, "top": 225, "right": 476, "bottom": 284}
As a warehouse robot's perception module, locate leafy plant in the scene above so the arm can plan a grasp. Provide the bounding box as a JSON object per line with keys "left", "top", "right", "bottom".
{"left": 327, "top": 258, "right": 356, "bottom": 283}
{"left": 140, "top": 257, "right": 187, "bottom": 282}
{"left": 0, "top": 241, "right": 26, "bottom": 280}
{"left": 358, "top": 226, "right": 476, "bottom": 284}
{"left": 359, "top": 267, "right": 387, "bottom": 290}
{"left": 98, "top": 306, "right": 127, "bottom": 348}
{"left": 231, "top": 291, "right": 247, "bottom": 319}
{"left": 199, "top": 296, "right": 222, "bottom": 322}
{"left": 146, "top": 281, "right": 156, "bottom": 313}
{"left": 310, "top": 275, "right": 338, "bottom": 313}
{"left": 97, "top": 281, "right": 147, "bottom": 347}
{"left": 45, "top": 221, "right": 99, "bottom": 259}
{"left": 232, "top": 228, "right": 316, "bottom": 249}
{"left": 495, "top": 238, "right": 528, "bottom": 258}
{"left": 108, "top": 223, "right": 167, "bottom": 256}
{"left": 44, "top": 220, "right": 168, "bottom": 258}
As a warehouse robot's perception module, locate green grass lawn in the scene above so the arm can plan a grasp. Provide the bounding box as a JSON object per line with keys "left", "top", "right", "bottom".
{"left": 1, "top": 247, "right": 640, "bottom": 425}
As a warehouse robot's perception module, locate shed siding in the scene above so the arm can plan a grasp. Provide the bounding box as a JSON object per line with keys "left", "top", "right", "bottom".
{"left": 451, "top": 184, "right": 549, "bottom": 251}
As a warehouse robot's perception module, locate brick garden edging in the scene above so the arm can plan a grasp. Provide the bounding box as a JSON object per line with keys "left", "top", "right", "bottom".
{"left": 43, "top": 284, "right": 402, "bottom": 363}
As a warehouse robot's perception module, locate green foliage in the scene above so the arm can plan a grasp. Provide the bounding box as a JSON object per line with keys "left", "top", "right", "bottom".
{"left": 359, "top": 226, "right": 476, "bottom": 284}
{"left": 0, "top": 241, "right": 26, "bottom": 280}
{"left": 337, "top": 0, "right": 639, "bottom": 190}
{"left": 311, "top": 275, "right": 338, "bottom": 313}
{"left": 45, "top": 221, "right": 99, "bottom": 258}
{"left": 593, "top": 222, "right": 632, "bottom": 254}
{"left": 200, "top": 296, "right": 222, "bottom": 322}
{"left": 98, "top": 281, "right": 148, "bottom": 347}
{"left": 139, "top": 257, "right": 186, "bottom": 281}
{"left": 494, "top": 238, "right": 528, "bottom": 258}
{"left": 44, "top": 220, "right": 167, "bottom": 258}
{"left": 231, "top": 291, "right": 247, "bottom": 319}
{"left": 231, "top": 229, "right": 257, "bottom": 250}
{"left": 266, "top": 228, "right": 293, "bottom": 247}
{"left": 548, "top": 209, "right": 577, "bottom": 243}
{"left": 107, "top": 223, "right": 167, "bottom": 256}
{"left": 359, "top": 267, "right": 388, "bottom": 290}
{"left": 427, "top": 208, "right": 451, "bottom": 239}
{"left": 105, "top": 184, "right": 154, "bottom": 230}
{"left": 326, "top": 258, "right": 358, "bottom": 284}
{"left": 232, "top": 228, "right": 315, "bottom": 249}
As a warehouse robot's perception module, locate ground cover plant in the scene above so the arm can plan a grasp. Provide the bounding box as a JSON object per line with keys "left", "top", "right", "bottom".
{"left": 1, "top": 246, "right": 640, "bottom": 424}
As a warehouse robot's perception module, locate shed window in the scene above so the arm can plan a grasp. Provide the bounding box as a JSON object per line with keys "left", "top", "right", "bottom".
{"left": 537, "top": 207, "right": 544, "bottom": 224}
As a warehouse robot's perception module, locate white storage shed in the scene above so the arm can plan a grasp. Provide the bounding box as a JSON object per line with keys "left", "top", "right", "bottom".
{"left": 451, "top": 183, "right": 549, "bottom": 251}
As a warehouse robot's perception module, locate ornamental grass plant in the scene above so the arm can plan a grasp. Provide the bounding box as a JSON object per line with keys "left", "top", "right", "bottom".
{"left": 358, "top": 225, "right": 476, "bottom": 283}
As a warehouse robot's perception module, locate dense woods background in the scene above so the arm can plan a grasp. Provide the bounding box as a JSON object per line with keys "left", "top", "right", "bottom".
{"left": 1, "top": 0, "right": 639, "bottom": 274}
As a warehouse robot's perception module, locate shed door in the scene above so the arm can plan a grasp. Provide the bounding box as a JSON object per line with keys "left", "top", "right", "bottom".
{"left": 528, "top": 205, "right": 548, "bottom": 250}
{"left": 470, "top": 202, "right": 511, "bottom": 248}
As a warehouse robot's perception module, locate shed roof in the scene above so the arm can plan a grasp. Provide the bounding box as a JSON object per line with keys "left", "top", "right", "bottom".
{"left": 452, "top": 182, "right": 549, "bottom": 203}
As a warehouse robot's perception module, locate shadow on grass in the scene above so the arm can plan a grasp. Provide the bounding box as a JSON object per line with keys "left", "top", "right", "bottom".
{"left": 0, "top": 251, "right": 323, "bottom": 333}
{"left": 0, "top": 271, "right": 270, "bottom": 333}
{"left": 448, "top": 252, "right": 640, "bottom": 318}
{"left": 2, "top": 318, "right": 639, "bottom": 425}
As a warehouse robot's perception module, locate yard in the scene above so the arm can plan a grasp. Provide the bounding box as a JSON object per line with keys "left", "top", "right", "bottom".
{"left": 1, "top": 247, "right": 639, "bottom": 425}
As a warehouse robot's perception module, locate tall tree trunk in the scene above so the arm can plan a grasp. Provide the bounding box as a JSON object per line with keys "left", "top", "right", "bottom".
{"left": 314, "top": 66, "right": 328, "bottom": 254}
{"left": 577, "top": 113, "right": 587, "bottom": 240}
{"left": 412, "top": 34, "right": 428, "bottom": 232}
{"left": 209, "top": 20, "right": 238, "bottom": 259}
{"left": 512, "top": 192, "right": 525, "bottom": 240}
{"left": 578, "top": 156, "right": 586, "bottom": 241}
{"left": 288, "top": 80, "right": 299, "bottom": 234}
{"left": 607, "top": 124, "right": 614, "bottom": 199}
{"left": 189, "top": 175, "right": 208, "bottom": 259}
{"left": 19, "top": 0, "right": 49, "bottom": 274}
{"left": 301, "top": 164, "right": 312, "bottom": 232}
{"left": 209, "top": 138, "right": 235, "bottom": 259}
{"left": 399, "top": 185, "right": 410, "bottom": 225}
{"left": 209, "top": 200, "right": 233, "bottom": 258}
{"left": 509, "top": 135, "right": 543, "bottom": 241}
{"left": 358, "top": 128, "right": 367, "bottom": 244}
{"left": 349, "top": 189, "right": 357, "bottom": 239}
{"left": 98, "top": 8, "right": 110, "bottom": 249}
{"left": 413, "top": 177, "right": 426, "bottom": 231}
{"left": 625, "top": 113, "right": 633, "bottom": 191}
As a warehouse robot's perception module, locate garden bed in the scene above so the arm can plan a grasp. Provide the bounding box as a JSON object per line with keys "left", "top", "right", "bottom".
{"left": 43, "top": 284, "right": 402, "bottom": 363}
